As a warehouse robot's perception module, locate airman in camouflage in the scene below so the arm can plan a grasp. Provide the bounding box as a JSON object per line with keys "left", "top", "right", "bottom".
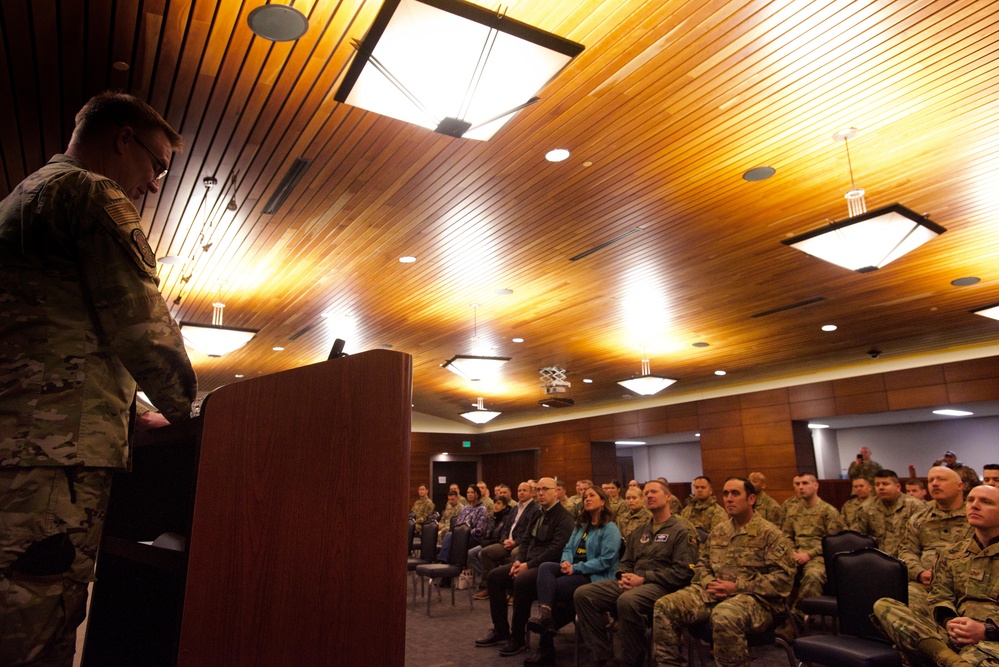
{"left": 603, "top": 480, "right": 625, "bottom": 520}
{"left": 410, "top": 483, "right": 436, "bottom": 531}
{"left": 1, "top": 92, "right": 197, "bottom": 666}
{"left": 841, "top": 476, "right": 875, "bottom": 527}
{"left": 851, "top": 469, "right": 926, "bottom": 558}
{"left": 749, "top": 472, "right": 783, "bottom": 527}
{"left": 781, "top": 473, "right": 844, "bottom": 618}
{"left": 680, "top": 476, "right": 728, "bottom": 533}
{"left": 653, "top": 477, "right": 796, "bottom": 666}
{"left": 898, "top": 467, "right": 972, "bottom": 616}
{"left": 873, "top": 485, "right": 999, "bottom": 667}
{"left": 616, "top": 486, "right": 654, "bottom": 539}
{"left": 848, "top": 446, "right": 883, "bottom": 480}
{"left": 437, "top": 491, "right": 464, "bottom": 544}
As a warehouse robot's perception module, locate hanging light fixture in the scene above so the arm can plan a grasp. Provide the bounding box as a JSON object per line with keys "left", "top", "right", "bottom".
{"left": 180, "top": 297, "right": 257, "bottom": 358}
{"left": 333, "top": 0, "right": 584, "bottom": 140}
{"left": 461, "top": 397, "right": 501, "bottom": 424}
{"left": 441, "top": 304, "right": 511, "bottom": 380}
{"left": 617, "top": 358, "right": 676, "bottom": 396}
{"left": 971, "top": 302, "right": 999, "bottom": 321}
{"left": 782, "top": 128, "right": 945, "bottom": 273}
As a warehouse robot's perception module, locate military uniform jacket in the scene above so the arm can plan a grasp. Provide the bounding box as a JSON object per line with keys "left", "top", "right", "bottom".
{"left": 521, "top": 501, "right": 575, "bottom": 569}
{"left": 754, "top": 491, "right": 783, "bottom": 527}
{"left": 696, "top": 512, "right": 796, "bottom": 612}
{"left": 0, "top": 155, "right": 196, "bottom": 469}
{"left": 438, "top": 501, "right": 463, "bottom": 534}
{"left": 781, "top": 497, "right": 844, "bottom": 557}
{"left": 898, "top": 504, "right": 972, "bottom": 582}
{"left": 851, "top": 494, "right": 926, "bottom": 557}
{"left": 616, "top": 505, "right": 653, "bottom": 539}
{"left": 928, "top": 536, "right": 999, "bottom": 659}
{"left": 840, "top": 496, "right": 872, "bottom": 527}
{"left": 848, "top": 459, "right": 883, "bottom": 481}
{"left": 618, "top": 515, "right": 698, "bottom": 592}
{"left": 681, "top": 495, "right": 728, "bottom": 532}
{"left": 411, "top": 497, "right": 436, "bottom": 527}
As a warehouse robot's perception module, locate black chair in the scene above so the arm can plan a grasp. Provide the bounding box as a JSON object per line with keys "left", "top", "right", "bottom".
{"left": 407, "top": 520, "right": 438, "bottom": 606}
{"left": 792, "top": 548, "right": 906, "bottom": 667}
{"left": 415, "top": 523, "right": 473, "bottom": 615}
{"left": 797, "top": 530, "right": 877, "bottom": 632}
{"left": 685, "top": 599, "right": 796, "bottom": 667}
{"left": 407, "top": 518, "right": 416, "bottom": 555}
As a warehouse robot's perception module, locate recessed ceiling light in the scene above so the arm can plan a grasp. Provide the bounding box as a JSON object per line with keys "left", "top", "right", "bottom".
{"left": 695, "top": 433, "right": 700, "bottom": 437}
{"left": 272, "top": 346, "right": 284, "bottom": 351}
{"left": 742, "top": 166, "right": 776, "bottom": 182}
{"left": 714, "top": 370, "right": 726, "bottom": 376}
{"left": 234, "top": 374, "right": 244, "bottom": 378}
{"left": 512, "top": 337, "right": 524, "bottom": 343}
{"left": 615, "top": 440, "right": 645, "bottom": 445}
{"left": 822, "top": 324, "right": 838, "bottom": 332}
{"left": 582, "top": 161, "right": 592, "bottom": 167}
{"left": 112, "top": 61, "right": 130, "bottom": 71}
{"left": 545, "top": 148, "right": 570, "bottom": 162}
{"left": 247, "top": 4, "right": 309, "bottom": 41}
{"left": 692, "top": 342, "right": 710, "bottom": 348}
{"left": 399, "top": 256, "right": 416, "bottom": 263}
{"left": 441, "top": 452, "right": 448, "bottom": 456}
{"left": 582, "top": 378, "right": 593, "bottom": 383}
{"left": 808, "top": 423, "right": 830, "bottom": 429}
{"left": 932, "top": 409, "right": 973, "bottom": 417}
{"left": 951, "top": 276, "right": 980, "bottom": 286}
{"left": 972, "top": 303, "right": 999, "bottom": 321}
{"left": 495, "top": 288, "right": 513, "bottom": 295}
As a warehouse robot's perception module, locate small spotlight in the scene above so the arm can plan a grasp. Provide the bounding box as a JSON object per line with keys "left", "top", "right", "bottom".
{"left": 714, "top": 370, "right": 726, "bottom": 376}
{"left": 822, "top": 324, "right": 838, "bottom": 332}
{"left": 399, "top": 256, "right": 416, "bottom": 263}
{"left": 546, "top": 148, "right": 570, "bottom": 162}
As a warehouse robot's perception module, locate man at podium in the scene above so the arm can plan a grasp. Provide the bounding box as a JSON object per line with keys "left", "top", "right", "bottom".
{"left": 0, "top": 92, "right": 197, "bottom": 666}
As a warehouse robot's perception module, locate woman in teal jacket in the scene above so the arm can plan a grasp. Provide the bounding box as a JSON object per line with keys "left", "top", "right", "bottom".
{"left": 527, "top": 485, "right": 621, "bottom": 647}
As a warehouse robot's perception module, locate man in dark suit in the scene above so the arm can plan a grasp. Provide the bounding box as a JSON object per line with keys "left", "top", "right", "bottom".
{"left": 475, "top": 476, "right": 574, "bottom": 656}
{"left": 473, "top": 481, "right": 541, "bottom": 599}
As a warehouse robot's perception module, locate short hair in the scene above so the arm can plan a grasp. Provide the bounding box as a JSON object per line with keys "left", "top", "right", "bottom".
{"left": 576, "top": 486, "right": 614, "bottom": 528}
{"left": 493, "top": 496, "right": 508, "bottom": 509}
{"left": 905, "top": 479, "right": 926, "bottom": 489}
{"left": 496, "top": 483, "right": 510, "bottom": 491}
{"left": 447, "top": 490, "right": 458, "bottom": 497}
{"left": 578, "top": 479, "right": 593, "bottom": 486}
{"left": 984, "top": 464, "right": 999, "bottom": 472}
{"left": 794, "top": 472, "right": 818, "bottom": 481}
{"left": 73, "top": 91, "right": 183, "bottom": 150}
{"left": 556, "top": 480, "right": 566, "bottom": 490}
{"left": 725, "top": 476, "right": 756, "bottom": 496}
{"left": 694, "top": 475, "right": 712, "bottom": 485}
{"left": 418, "top": 482, "right": 428, "bottom": 488}
{"left": 644, "top": 479, "right": 670, "bottom": 495}
{"left": 876, "top": 469, "right": 900, "bottom": 483}
{"left": 607, "top": 479, "right": 622, "bottom": 489}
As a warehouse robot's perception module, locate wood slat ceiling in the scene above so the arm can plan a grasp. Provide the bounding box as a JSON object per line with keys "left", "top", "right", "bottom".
{"left": 3, "top": 0, "right": 999, "bottom": 427}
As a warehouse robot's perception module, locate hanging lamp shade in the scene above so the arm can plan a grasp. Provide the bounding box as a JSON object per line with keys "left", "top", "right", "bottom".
{"left": 461, "top": 397, "right": 500, "bottom": 424}
{"left": 441, "top": 354, "right": 510, "bottom": 381}
{"left": 617, "top": 359, "right": 676, "bottom": 396}
{"left": 333, "top": 0, "right": 584, "bottom": 140}
{"left": 180, "top": 302, "right": 257, "bottom": 357}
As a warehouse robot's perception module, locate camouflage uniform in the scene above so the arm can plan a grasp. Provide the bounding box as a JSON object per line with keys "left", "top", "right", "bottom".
{"left": 653, "top": 513, "right": 796, "bottom": 666}
{"left": 848, "top": 458, "right": 883, "bottom": 481}
{"left": 669, "top": 495, "right": 683, "bottom": 517}
{"left": 781, "top": 498, "right": 845, "bottom": 610}
{"left": 437, "top": 500, "right": 463, "bottom": 544}
{"left": 873, "top": 536, "right": 999, "bottom": 665}
{"left": 616, "top": 504, "right": 653, "bottom": 539}
{"left": 410, "top": 496, "right": 435, "bottom": 531}
{"left": 1, "top": 155, "right": 197, "bottom": 664}
{"left": 840, "top": 495, "right": 873, "bottom": 527}
{"left": 897, "top": 503, "right": 972, "bottom": 616}
{"left": 607, "top": 496, "right": 625, "bottom": 522}
{"left": 680, "top": 495, "right": 728, "bottom": 533}
{"left": 480, "top": 495, "right": 494, "bottom": 512}
{"left": 563, "top": 494, "right": 582, "bottom": 515}
{"left": 850, "top": 494, "right": 926, "bottom": 557}
{"left": 753, "top": 491, "right": 783, "bottom": 527}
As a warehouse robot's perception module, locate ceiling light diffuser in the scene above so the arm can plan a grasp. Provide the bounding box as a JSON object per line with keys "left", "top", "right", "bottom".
{"left": 180, "top": 301, "right": 257, "bottom": 357}
{"left": 617, "top": 359, "right": 676, "bottom": 396}
{"left": 972, "top": 303, "right": 999, "bottom": 321}
{"left": 932, "top": 409, "right": 973, "bottom": 417}
{"left": 808, "top": 423, "right": 830, "bottom": 429}
{"left": 461, "top": 397, "right": 501, "bottom": 423}
{"left": 441, "top": 354, "right": 511, "bottom": 381}
{"left": 333, "top": 0, "right": 584, "bottom": 140}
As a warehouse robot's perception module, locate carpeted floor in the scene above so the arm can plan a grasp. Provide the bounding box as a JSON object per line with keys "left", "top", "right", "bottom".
{"left": 403, "top": 582, "right": 800, "bottom": 667}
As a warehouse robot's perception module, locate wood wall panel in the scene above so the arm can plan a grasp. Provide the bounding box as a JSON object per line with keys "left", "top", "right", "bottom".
{"left": 698, "top": 409, "right": 743, "bottom": 429}
{"left": 947, "top": 378, "right": 999, "bottom": 403}
{"left": 743, "top": 444, "right": 796, "bottom": 469}
{"left": 835, "top": 392, "right": 891, "bottom": 415}
{"left": 741, "top": 403, "right": 792, "bottom": 426}
{"left": 742, "top": 422, "right": 793, "bottom": 447}
{"left": 884, "top": 365, "right": 946, "bottom": 389}
{"left": 833, "top": 375, "right": 888, "bottom": 396}
{"left": 740, "top": 388, "right": 790, "bottom": 408}
{"left": 789, "top": 398, "right": 837, "bottom": 420}
{"left": 788, "top": 382, "right": 834, "bottom": 403}
{"left": 943, "top": 357, "right": 999, "bottom": 382}
{"left": 887, "top": 384, "right": 950, "bottom": 410}
{"left": 698, "top": 426, "right": 745, "bottom": 450}
{"left": 481, "top": 450, "right": 540, "bottom": 490}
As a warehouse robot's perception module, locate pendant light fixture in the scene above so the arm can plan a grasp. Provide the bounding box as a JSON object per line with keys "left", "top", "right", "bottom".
{"left": 617, "top": 358, "right": 676, "bottom": 396}
{"left": 782, "top": 128, "right": 945, "bottom": 272}
{"left": 461, "top": 396, "right": 501, "bottom": 424}
{"left": 180, "top": 288, "right": 257, "bottom": 357}
{"left": 441, "top": 304, "right": 510, "bottom": 381}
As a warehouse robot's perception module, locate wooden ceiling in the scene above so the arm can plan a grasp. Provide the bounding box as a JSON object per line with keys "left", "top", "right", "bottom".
{"left": 3, "top": 0, "right": 999, "bottom": 427}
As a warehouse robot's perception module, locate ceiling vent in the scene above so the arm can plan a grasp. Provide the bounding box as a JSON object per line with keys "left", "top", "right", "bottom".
{"left": 262, "top": 157, "right": 312, "bottom": 214}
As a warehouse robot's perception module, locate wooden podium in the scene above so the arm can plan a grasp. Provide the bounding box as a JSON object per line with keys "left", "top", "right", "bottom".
{"left": 82, "top": 350, "right": 412, "bottom": 666}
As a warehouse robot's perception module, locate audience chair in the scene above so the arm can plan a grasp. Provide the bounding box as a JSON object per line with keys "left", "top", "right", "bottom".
{"left": 791, "top": 547, "right": 906, "bottom": 667}
{"left": 407, "top": 520, "right": 438, "bottom": 607}
{"left": 797, "top": 530, "right": 877, "bottom": 633}
{"left": 684, "top": 599, "right": 796, "bottom": 667}
{"left": 415, "top": 523, "right": 473, "bottom": 616}
{"left": 407, "top": 518, "right": 416, "bottom": 555}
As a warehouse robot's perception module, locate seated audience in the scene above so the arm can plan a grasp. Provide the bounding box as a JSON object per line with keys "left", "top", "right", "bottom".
{"left": 657, "top": 477, "right": 683, "bottom": 515}
{"left": 873, "top": 484, "right": 999, "bottom": 667}
{"left": 602, "top": 479, "right": 625, "bottom": 519}
{"left": 494, "top": 483, "right": 512, "bottom": 503}
{"left": 841, "top": 476, "right": 874, "bottom": 526}
{"left": 556, "top": 480, "right": 569, "bottom": 509}
{"left": 436, "top": 489, "right": 463, "bottom": 546}
{"left": 906, "top": 477, "right": 930, "bottom": 503}
{"left": 575, "top": 480, "right": 697, "bottom": 667}
{"left": 934, "top": 450, "right": 982, "bottom": 491}
{"left": 850, "top": 469, "right": 925, "bottom": 558}
{"left": 410, "top": 483, "right": 435, "bottom": 531}
{"left": 616, "top": 485, "right": 653, "bottom": 539}
{"left": 749, "top": 471, "right": 783, "bottom": 527}
{"left": 467, "top": 497, "right": 510, "bottom": 585}
{"left": 781, "top": 473, "right": 844, "bottom": 628}
{"left": 898, "top": 466, "right": 972, "bottom": 616}
{"left": 473, "top": 481, "right": 539, "bottom": 599}
{"left": 477, "top": 480, "right": 495, "bottom": 512}
{"left": 475, "top": 477, "right": 573, "bottom": 657}
{"left": 564, "top": 479, "right": 592, "bottom": 517}
{"left": 681, "top": 476, "right": 727, "bottom": 532}
{"left": 524, "top": 486, "right": 622, "bottom": 666}
{"left": 653, "top": 477, "right": 796, "bottom": 667}
{"left": 450, "top": 482, "right": 468, "bottom": 506}
{"left": 440, "top": 485, "right": 493, "bottom": 560}
{"left": 982, "top": 464, "right": 999, "bottom": 488}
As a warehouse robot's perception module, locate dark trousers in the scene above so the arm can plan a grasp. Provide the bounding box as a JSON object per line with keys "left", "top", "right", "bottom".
{"left": 536, "top": 561, "right": 590, "bottom": 609}
{"left": 487, "top": 563, "right": 540, "bottom": 641}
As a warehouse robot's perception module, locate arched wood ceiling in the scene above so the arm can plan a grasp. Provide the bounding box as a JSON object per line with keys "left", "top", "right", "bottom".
{"left": 2, "top": 0, "right": 998, "bottom": 426}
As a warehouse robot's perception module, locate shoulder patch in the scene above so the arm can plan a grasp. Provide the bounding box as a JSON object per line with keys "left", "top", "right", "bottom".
{"left": 687, "top": 533, "right": 699, "bottom": 547}
{"left": 131, "top": 229, "right": 156, "bottom": 268}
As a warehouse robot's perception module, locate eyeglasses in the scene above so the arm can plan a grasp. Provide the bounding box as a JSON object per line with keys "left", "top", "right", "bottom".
{"left": 537, "top": 486, "right": 554, "bottom": 492}
{"left": 132, "top": 133, "right": 169, "bottom": 181}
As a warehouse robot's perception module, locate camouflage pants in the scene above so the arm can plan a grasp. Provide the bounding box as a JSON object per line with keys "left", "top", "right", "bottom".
{"left": 653, "top": 588, "right": 773, "bottom": 666}
{"left": 793, "top": 557, "right": 826, "bottom": 612}
{"left": 908, "top": 580, "right": 932, "bottom": 619}
{"left": 872, "top": 598, "right": 999, "bottom": 666}
{"left": 0, "top": 467, "right": 111, "bottom": 667}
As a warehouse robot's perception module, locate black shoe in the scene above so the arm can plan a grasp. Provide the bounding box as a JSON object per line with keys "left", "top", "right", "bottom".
{"left": 498, "top": 639, "right": 526, "bottom": 656}
{"left": 523, "top": 648, "right": 556, "bottom": 666}
{"left": 475, "top": 629, "right": 509, "bottom": 647}
{"left": 527, "top": 606, "right": 556, "bottom": 635}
